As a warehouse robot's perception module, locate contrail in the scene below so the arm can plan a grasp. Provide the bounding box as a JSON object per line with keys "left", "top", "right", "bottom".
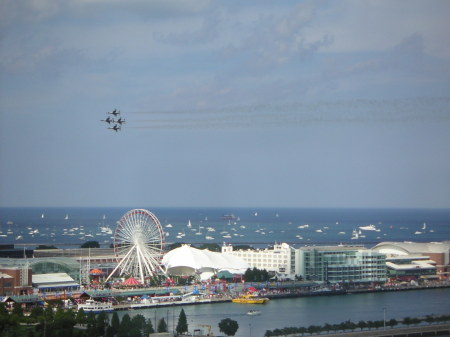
{"left": 125, "top": 98, "right": 450, "bottom": 130}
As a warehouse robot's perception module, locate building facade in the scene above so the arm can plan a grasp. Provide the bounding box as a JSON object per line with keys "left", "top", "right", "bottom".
{"left": 0, "top": 267, "right": 33, "bottom": 296}
{"left": 372, "top": 241, "right": 450, "bottom": 280}
{"left": 222, "top": 243, "right": 296, "bottom": 279}
{"left": 297, "top": 246, "right": 387, "bottom": 284}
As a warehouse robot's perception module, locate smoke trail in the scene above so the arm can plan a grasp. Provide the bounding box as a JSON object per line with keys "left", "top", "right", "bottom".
{"left": 126, "top": 97, "right": 450, "bottom": 130}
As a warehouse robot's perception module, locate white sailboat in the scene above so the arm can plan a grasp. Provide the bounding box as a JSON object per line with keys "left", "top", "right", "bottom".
{"left": 64, "top": 214, "right": 69, "bottom": 220}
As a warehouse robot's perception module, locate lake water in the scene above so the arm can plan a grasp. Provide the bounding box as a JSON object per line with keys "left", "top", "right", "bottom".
{"left": 114, "top": 287, "right": 450, "bottom": 337}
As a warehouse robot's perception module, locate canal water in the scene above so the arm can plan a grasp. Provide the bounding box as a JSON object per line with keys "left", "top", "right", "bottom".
{"left": 114, "top": 288, "right": 450, "bottom": 337}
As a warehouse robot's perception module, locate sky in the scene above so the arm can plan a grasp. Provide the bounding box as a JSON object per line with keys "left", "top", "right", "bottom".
{"left": 0, "top": 0, "right": 449, "bottom": 209}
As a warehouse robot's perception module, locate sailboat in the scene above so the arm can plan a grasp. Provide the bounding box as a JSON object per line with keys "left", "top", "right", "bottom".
{"left": 187, "top": 220, "right": 192, "bottom": 228}
{"left": 64, "top": 214, "right": 69, "bottom": 220}
{"left": 41, "top": 213, "right": 45, "bottom": 219}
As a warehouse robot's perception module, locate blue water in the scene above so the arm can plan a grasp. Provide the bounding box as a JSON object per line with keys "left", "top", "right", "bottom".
{"left": 115, "top": 287, "right": 450, "bottom": 337}
{"left": 0, "top": 207, "right": 449, "bottom": 248}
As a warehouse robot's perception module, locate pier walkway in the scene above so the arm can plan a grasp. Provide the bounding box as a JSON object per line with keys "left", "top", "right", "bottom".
{"left": 297, "top": 323, "right": 450, "bottom": 337}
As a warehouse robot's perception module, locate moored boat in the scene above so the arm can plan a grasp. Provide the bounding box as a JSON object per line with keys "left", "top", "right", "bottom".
{"left": 77, "top": 299, "right": 113, "bottom": 313}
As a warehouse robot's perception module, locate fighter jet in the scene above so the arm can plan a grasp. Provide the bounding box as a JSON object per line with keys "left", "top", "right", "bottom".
{"left": 108, "top": 124, "right": 121, "bottom": 132}
{"left": 115, "top": 117, "right": 126, "bottom": 125}
{"left": 108, "top": 109, "right": 120, "bottom": 117}
{"left": 101, "top": 116, "right": 115, "bottom": 124}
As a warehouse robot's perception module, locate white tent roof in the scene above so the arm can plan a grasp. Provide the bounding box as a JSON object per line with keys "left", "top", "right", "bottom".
{"left": 162, "top": 245, "right": 249, "bottom": 276}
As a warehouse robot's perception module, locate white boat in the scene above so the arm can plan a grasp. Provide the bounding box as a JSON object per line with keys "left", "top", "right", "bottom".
{"left": 165, "top": 224, "right": 173, "bottom": 228}
{"left": 187, "top": 220, "right": 192, "bottom": 228}
{"left": 205, "top": 236, "right": 214, "bottom": 240}
{"left": 414, "top": 231, "right": 422, "bottom": 235}
{"left": 247, "top": 310, "right": 261, "bottom": 316}
{"left": 77, "top": 299, "right": 113, "bottom": 313}
{"left": 358, "top": 224, "right": 377, "bottom": 231}
{"left": 64, "top": 214, "right": 69, "bottom": 220}
{"left": 351, "top": 229, "right": 359, "bottom": 240}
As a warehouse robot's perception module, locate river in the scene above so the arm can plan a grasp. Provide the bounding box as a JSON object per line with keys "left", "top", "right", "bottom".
{"left": 113, "top": 287, "right": 450, "bottom": 337}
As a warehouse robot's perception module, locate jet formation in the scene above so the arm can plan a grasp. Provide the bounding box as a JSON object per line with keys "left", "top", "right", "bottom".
{"left": 101, "top": 109, "right": 125, "bottom": 132}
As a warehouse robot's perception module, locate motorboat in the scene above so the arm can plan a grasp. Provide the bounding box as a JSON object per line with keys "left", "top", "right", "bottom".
{"left": 247, "top": 309, "right": 262, "bottom": 316}
{"left": 358, "top": 224, "right": 377, "bottom": 231}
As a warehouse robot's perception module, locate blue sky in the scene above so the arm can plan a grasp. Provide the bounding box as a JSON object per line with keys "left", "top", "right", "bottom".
{"left": 1, "top": 0, "right": 449, "bottom": 208}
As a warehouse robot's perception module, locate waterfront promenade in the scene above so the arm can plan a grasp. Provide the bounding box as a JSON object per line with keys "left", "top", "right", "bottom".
{"left": 304, "top": 323, "right": 450, "bottom": 337}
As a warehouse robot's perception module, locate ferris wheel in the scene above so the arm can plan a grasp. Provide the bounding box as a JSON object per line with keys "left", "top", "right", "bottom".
{"left": 105, "top": 209, "right": 166, "bottom": 283}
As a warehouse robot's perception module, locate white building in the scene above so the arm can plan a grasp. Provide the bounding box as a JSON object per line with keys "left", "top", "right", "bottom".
{"left": 222, "top": 243, "right": 297, "bottom": 279}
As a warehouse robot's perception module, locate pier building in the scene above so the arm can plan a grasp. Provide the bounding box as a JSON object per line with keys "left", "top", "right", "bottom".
{"left": 222, "top": 242, "right": 297, "bottom": 279}
{"left": 296, "top": 245, "right": 387, "bottom": 284}
{"left": 372, "top": 241, "right": 450, "bottom": 280}
{"left": 162, "top": 244, "right": 248, "bottom": 280}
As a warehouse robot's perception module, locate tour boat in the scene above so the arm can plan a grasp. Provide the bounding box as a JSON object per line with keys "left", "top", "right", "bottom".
{"left": 232, "top": 294, "right": 269, "bottom": 304}
{"left": 77, "top": 299, "right": 113, "bottom": 313}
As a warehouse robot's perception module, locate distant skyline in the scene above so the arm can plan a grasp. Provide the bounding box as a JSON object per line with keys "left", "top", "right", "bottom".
{"left": 1, "top": 1, "right": 449, "bottom": 208}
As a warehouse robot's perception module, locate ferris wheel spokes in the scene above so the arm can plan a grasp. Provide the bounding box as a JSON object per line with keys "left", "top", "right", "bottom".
{"left": 106, "top": 209, "right": 165, "bottom": 283}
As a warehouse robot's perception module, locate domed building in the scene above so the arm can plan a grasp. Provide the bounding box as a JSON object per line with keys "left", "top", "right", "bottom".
{"left": 372, "top": 241, "right": 450, "bottom": 280}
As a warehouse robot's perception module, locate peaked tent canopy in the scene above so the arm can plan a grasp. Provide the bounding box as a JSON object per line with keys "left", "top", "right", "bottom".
{"left": 89, "top": 268, "right": 104, "bottom": 275}
{"left": 162, "top": 244, "right": 249, "bottom": 276}
{"left": 122, "top": 277, "right": 140, "bottom": 286}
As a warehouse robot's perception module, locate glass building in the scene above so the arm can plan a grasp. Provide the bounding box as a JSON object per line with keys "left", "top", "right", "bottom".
{"left": 297, "top": 246, "right": 387, "bottom": 284}
{"left": 0, "top": 257, "right": 80, "bottom": 282}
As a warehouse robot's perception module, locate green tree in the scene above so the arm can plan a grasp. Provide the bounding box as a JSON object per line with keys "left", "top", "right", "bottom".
{"left": 30, "top": 306, "right": 44, "bottom": 322}
{"left": 143, "top": 317, "right": 155, "bottom": 335}
{"left": 111, "top": 311, "right": 120, "bottom": 334}
{"left": 0, "top": 302, "right": 14, "bottom": 334}
{"left": 75, "top": 309, "right": 87, "bottom": 325}
{"left": 44, "top": 305, "right": 54, "bottom": 322}
{"left": 425, "top": 315, "right": 435, "bottom": 325}
{"left": 11, "top": 302, "right": 23, "bottom": 318}
{"left": 218, "top": 318, "right": 239, "bottom": 336}
{"left": 176, "top": 308, "right": 188, "bottom": 334}
{"left": 387, "top": 318, "right": 398, "bottom": 328}
{"left": 130, "top": 314, "right": 146, "bottom": 336}
{"left": 403, "top": 317, "right": 412, "bottom": 327}
{"left": 157, "top": 318, "right": 168, "bottom": 333}
{"left": 81, "top": 241, "right": 100, "bottom": 248}
{"left": 357, "top": 320, "right": 367, "bottom": 331}
{"left": 35, "top": 245, "right": 58, "bottom": 249}
{"left": 96, "top": 311, "right": 108, "bottom": 337}
{"left": 118, "top": 314, "right": 132, "bottom": 337}
{"left": 197, "top": 243, "right": 221, "bottom": 251}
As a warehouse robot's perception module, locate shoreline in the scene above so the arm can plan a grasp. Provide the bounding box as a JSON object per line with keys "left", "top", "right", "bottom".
{"left": 68, "top": 282, "right": 450, "bottom": 312}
